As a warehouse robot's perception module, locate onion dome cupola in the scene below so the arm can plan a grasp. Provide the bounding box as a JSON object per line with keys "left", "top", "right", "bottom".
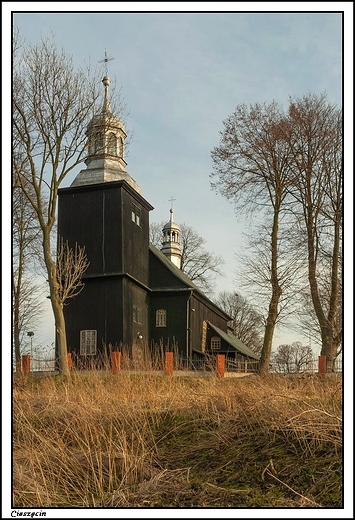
{"left": 161, "top": 202, "right": 182, "bottom": 269}
{"left": 71, "top": 76, "right": 141, "bottom": 193}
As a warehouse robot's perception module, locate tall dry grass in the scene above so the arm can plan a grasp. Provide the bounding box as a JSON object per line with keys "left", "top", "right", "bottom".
{"left": 13, "top": 370, "right": 342, "bottom": 508}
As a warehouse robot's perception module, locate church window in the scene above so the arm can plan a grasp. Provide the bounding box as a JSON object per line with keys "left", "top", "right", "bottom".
{"left": 80, "top": 330, "right": 97, "bottom": 355}
{"left": 107, "top": 132, "right": 117, "bottom": 155}
{"left": 156, "top": 309, "right": 167, "bottom": 327}
{"left": 118, "top": 137, "right": 123, "bottom": 157}
{"left": 94, "top": 132, "right": 104, "bottom": 154}
{"left": 211, "top": 336, "right": 221, "bottom": 350}
{"left": 132, "top": 204, "right": 141, "bottom": 226}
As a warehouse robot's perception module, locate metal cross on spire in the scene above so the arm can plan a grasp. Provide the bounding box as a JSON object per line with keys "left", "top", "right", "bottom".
{"left": 169, "top": 196, "right": 176, "bottom": 210}
{"left": 168, "top": 197, "right": 176, "bottom": 222}
{"left": 99, "top": 49, "right": 115, "bottom": 76}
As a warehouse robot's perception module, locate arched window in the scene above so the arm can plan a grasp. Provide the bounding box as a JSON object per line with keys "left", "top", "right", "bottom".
{"left": 118, "top": 137, "right": 123, "bottom": 157}
{"left": 156, "top": 309, "right": 167, "bottom": 327}
{"left": 107, "top": 132, "right": 117, "bottom": 156}
{"left": 94, "top": 132, "right": 104, "bottom": 154}
{"left": 211, "top": 337, "right": 221, "bottom": 350}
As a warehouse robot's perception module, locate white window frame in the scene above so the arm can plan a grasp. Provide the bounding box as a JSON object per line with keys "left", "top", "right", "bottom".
{"left": 80, "top": 330, "right": 97, "bottom": 355}
{"left": 211, "top": 336, "right": 221, "bottom": 350}
{"left": 156, "top": 309, "right": 167, "bottom": 327}
{"left": 132, "top": 204, "right": 141, "bottom": 226}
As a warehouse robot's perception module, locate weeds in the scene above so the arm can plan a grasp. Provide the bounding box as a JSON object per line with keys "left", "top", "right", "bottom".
{"left": 13, "top": 372, "right": 342, "bottom": 508}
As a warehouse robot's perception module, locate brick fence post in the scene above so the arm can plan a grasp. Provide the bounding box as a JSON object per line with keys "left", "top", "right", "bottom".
{"left": 22, "top": 354, "right": 31, "bottom": 376}
{"left": 318, "top": 355, "right": 327, "bottom": 377}
{"left": 165, "top": 351, "right": 174, "bottom": 376}
{"left": 216, "top": 354, "right": 225, "bottom": 378}
{"left": 111, "top": 351, "right": 121, "bottom": 374}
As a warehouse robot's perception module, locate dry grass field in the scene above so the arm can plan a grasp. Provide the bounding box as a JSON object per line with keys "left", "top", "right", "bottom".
{"left": 13, "top": 370, "right": 342, "bottom": 508}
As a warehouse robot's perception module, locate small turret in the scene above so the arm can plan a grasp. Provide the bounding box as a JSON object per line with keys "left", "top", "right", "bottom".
{"left": 161, "top": 200, "right": 182, "bottom": 269}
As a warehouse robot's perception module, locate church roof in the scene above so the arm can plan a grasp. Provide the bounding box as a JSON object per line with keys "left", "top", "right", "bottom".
{"left": 149, "top": 244, "right": 232, "bottom": 320}
{"left": 206, "top": 321, "right": 260, "bottom": 360}
{"left": 149, "top": 244, "right": 201, "bottom": 291}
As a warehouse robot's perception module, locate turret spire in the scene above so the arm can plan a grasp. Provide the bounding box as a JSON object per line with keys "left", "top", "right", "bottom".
{"left": 102, "top": 75, "right": 112, "bottom": 113}
{"left": 168, "top": 196, "right": 176, "bottom": 223}
{"left": 99, "top": 50, "right": 115, "bottom": 113}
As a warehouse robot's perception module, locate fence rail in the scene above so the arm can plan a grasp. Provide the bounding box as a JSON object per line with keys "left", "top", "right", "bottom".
{"left": 17, "top": 353, "right": 342, "bottom": 376}
{"left": 269, "top": 357, "right": 342, "bottom": 374}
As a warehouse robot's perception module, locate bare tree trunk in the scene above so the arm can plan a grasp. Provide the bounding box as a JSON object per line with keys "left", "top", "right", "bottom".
{"left": 307, "top": 211, "right": 340, "bottom": 372}
{"left": 13, "top": 291, "right": 22, "bottom": 373}
{"left": 287, "top": 94, "right": 342, "bottom": 373}
{"left": 52, "top": 300, "right": 69, "bottom": 375}
{"left": 43, "top": 232, "right": 69, "bottom": 376}
{"left": 259, "top": 290, "right": 281, "bottom": 376}
{"left": 258, "top": 206, "right": 282, "bottom": 376}
{"left": 320, "top": 329, "right": 339, "bottom": 372}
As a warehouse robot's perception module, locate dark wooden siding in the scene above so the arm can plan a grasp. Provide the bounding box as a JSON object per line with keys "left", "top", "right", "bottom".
{"left": 58, "top": 181, "right": 152, "bottom": 283}
{"left": 64, "top": 277, "right": 124, "bottom": 354}
{"left": 189, "top": 294, "right": 229, "bottom": 353}
{"left": 122, "top": 278, "right": 149, "bottom": 345}
{"left": 121, "top": 189, "right": 150, "bottom": 286}
{"left": 58, "top": 185, "right": 123, "bottom": 276}
{"left": 149, "top": 292, "right": 189, "bottom": 355}
{"left": 149, "top": 252, "right": 188, "bottom": 289}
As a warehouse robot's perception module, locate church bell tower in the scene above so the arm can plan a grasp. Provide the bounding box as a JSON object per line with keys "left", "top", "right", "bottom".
{"left": 57, "top": 74, "right": 153, "bottom": 358}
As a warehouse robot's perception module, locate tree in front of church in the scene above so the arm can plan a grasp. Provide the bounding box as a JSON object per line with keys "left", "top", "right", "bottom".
{"left": 149, "top": 222, "right": 224, "bottom": 294}
{"left": 210, "top": 102, "right": 292, "bottom": 376}
{"left": 12, "top": 30, "right": 113, "bottom": 374}
{"left": 211, "top": 94, "right": 342, "bottom": 374}
{"left": 56, "top": 238, "right": 90, "bottom": 307}
{"left": 13, "top": 170, "right": 45, "bottom": 372}
{"left": 285, "top": 94, "right": 342, "bottom": 371}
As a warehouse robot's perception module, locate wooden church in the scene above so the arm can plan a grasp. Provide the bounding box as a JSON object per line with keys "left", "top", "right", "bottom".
{"left": 57, "top": 76, "right": 259, "bottom": 368}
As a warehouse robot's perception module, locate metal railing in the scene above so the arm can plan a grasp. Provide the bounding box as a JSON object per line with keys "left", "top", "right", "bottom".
{"left": 225, "top": 358, "right": 259, "bottom": 373}
{"left": 17, "top": 352, "right": 342, "bottom": 375}
{"left": 269, "top": 357, "right": 342, "bottom": 374}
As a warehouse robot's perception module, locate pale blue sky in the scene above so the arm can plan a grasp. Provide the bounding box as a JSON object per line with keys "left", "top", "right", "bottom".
{"left": 5, "top": 3, "right": 350, "bottom": 350}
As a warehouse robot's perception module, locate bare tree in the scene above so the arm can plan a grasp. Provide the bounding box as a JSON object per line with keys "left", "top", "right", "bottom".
{"left": 285, "top": 94, "right": 342, "bottom": 371}
{"left": 12, "top": 273, "right": 45, "bottom": 372}
{"left": 12, "top": 34, "right": 45, "bottom": 370}
{"left": 150, "top": 221, "right": 224, "bottom": 295}
{"left": 56, "top": 238, "right": 90, "bottom": 305}
{"left": 211, "top": 102, "right": 293, "bottom": 375}
{"left": 12, "top": 31, "right": 122, "bottom": 374}
{"left": 271, "top": 342, "right": 313, "bottom": 373}
{"left": 13, "top": 176, "right": 44, "bottom": 370}
{"left": 294, "top": 273, "right": 342, "bottom": 354}
{"left": 215, "top": 291, "right": 263, "bottom": 354}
